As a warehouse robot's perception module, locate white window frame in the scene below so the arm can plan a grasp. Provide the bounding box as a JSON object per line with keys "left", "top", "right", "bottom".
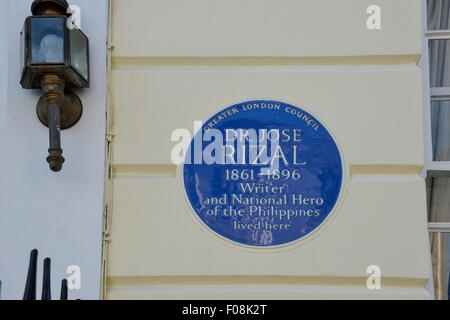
{"left": 420, "top": 0, "right": 450, "bottom": 300}
{"left": 421, "top": 0, "right": 450, "bottom": 222}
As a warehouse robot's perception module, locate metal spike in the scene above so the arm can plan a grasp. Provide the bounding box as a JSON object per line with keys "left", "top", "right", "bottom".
{"left": 23, "top": 249, "right": 38, "bottom": 300}
{"left": 60, "top": 279, "right": 68, "bottom": 300}
{"left": 42, "top": 257, "right": 51, "bottom": 300}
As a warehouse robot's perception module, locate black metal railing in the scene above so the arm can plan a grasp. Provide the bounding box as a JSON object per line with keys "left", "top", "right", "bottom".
{"left": 23, "top": 249, "right": 69, "bottom": 300}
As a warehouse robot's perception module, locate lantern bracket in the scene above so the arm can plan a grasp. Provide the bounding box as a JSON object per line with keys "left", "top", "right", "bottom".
{"left": 36, "top": 90, "right": 82, "bottom": 130}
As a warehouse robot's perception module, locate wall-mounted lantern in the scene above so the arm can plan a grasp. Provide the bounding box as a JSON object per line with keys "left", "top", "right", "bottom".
{"left": 20, "top": 0, "right": 89, "bottom": 172}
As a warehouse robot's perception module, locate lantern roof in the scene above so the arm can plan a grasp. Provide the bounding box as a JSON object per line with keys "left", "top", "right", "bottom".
{"left": 31, "top": 0, "right": 70, "bottom": 16}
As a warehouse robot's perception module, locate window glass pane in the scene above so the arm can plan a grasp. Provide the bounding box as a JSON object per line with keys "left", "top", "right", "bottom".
{"left": 429, "top": 40, "right": 450, "bottom": 87}
{"left": 427, "top": 176, "right": 450, "bottom": 223}
{"left": 30, "top": 18, "right": 64, "bottom": 65}
{"left": 429, "top": 232, "right": 450, "bottom": 300}
{"left": 431, "top": 100, "right": 450, "bottom": 161}
{"left": 69, "top": 28, "right": 88, "bottom": 82}
{"left": 428, "top": 0, "right": 450, "bottom": 30}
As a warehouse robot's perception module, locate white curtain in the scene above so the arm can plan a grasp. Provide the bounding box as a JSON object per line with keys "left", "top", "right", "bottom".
{"left": 431, "top": 101, "right": 450, "bottom": 161}
{"left": 428, "top": 0, "right": 450, "bottom": 30}
{"left": 428, "top": 0, "right": 450, "bottom": 88}
{"left": 429, "top": 38, "right": 450, "bottom": 87}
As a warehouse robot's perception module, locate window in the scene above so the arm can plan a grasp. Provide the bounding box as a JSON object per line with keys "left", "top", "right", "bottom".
{"left": 424, "top": 0, "right": 450, "bottom": 300}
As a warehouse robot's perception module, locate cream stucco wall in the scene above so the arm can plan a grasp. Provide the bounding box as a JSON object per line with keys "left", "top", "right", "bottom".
{"left": 105, "top": 0, "right": 431, "bottom": 299}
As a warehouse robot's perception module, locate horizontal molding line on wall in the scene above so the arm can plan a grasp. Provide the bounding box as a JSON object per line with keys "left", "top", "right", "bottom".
{"left": 113, "top": 164, "right": 177, "bottom": 178}
{"left": 111, "top": 55, "right": 421, "bottom": 68}
{"left": 106, "top": 275, "right": 428, "bottom": 289}
{"left": 349, "top": 165, "right": 423, "bottom": 176}
{"left": 111, "top": 164, "right": 424, "bottom": 179}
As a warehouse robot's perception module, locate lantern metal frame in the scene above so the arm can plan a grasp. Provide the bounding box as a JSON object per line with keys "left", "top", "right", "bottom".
{"left": 20, "top": 15, "right": 90, "bottom": 90}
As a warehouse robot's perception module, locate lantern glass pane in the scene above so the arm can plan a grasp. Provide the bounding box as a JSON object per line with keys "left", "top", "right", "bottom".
{"left": 30, "top": 18, "right": 65, "bottom": 65}
{"left": 20, "top": 24, "right": 26, "bottom": 74}
{"left": 69, "top": 28, "right": 88, "bottom": 82}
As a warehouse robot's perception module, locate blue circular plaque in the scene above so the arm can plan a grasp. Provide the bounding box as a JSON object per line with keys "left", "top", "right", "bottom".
{"left": 183, "top": 100, "right": 344, "bottom": 247}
